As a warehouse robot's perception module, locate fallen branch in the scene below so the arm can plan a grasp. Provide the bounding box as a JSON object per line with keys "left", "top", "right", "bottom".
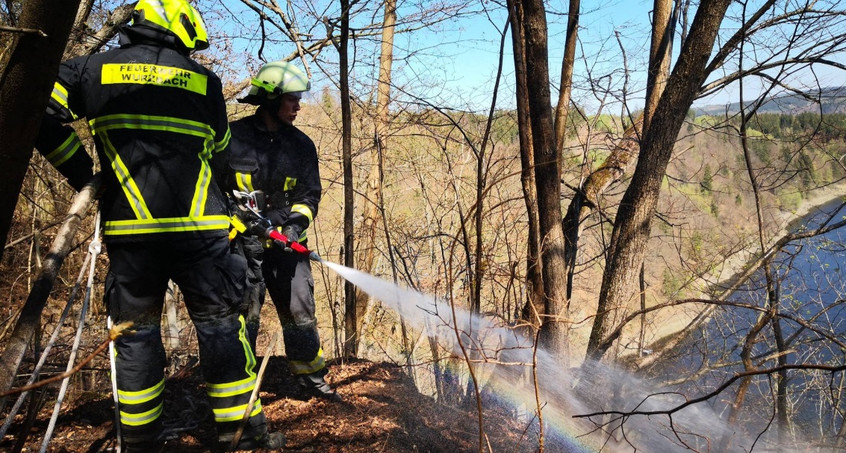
{"left": 0, "top": 174, "right": 101, "bottom": 402}
{"left": 0, "top": 321, "right": 133, "bottom": 398}
{"left": 574, "top": 362, "right": 846, "bottom": 420}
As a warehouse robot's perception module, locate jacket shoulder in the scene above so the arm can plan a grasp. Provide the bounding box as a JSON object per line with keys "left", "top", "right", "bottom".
{"left": 230, "top": 116, "right": 257, "bottom": 133}
{"left": 226, "top": 117, "right": 260, "bottom": 170}
{"left": 289, "top": 126, "right": 316, "bottom": 148}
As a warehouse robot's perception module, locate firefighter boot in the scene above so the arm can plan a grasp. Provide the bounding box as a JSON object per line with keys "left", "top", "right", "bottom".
{"left": 121, "top": 418, "right": 164, "bottom": 452}
{"left": 219, "top": 430, "right": 285, "bottom": 451}
{"left": 122, "top": 440, "right": 163, "bottom": 453}
{"left": 297, "top": 369, "right": 342, "bottom": 402}
{"left": 122, "top": 431, "right": 167, "bottom": 453}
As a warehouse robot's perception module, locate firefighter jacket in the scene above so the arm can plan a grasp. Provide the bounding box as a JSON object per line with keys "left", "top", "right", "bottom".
{"left": 36, "top": 24, "right": 231, "bottom": 243}
{"left": 224, "top": 114, "right": 321, "bottom": 241}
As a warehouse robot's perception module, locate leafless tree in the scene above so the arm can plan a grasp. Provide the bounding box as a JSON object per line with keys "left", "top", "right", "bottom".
{"left": 0, "top": 0, "right": 81, "bottom": 261}
{"left": 507, "top": 0, "right": 570, "bottom": 365}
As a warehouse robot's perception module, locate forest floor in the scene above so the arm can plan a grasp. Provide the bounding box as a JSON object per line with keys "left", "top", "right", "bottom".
{"left": 0, "top": 356, "right": 554, "bottom": 453}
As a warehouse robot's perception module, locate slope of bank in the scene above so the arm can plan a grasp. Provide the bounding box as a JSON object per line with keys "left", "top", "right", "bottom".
{"left": 638, "top": 182, "right": 846, "bottom": 366}
{"left": 0, "top": 357, "right": 545, "bottom": 453}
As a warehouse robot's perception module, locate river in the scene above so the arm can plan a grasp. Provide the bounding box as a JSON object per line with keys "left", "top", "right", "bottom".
{"left": 655, "top": 198, "right": 846, "bottom": 451}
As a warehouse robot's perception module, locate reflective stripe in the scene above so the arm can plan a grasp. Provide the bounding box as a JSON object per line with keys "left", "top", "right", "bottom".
{"left": 235, "top": 172, "right": 254, "bottom": 193}
{"left": 215, "top": 127, "right": 231, "bottom": 153}
{"left": 45, "top": 132, "right": 83, "bottom": 167}
{"left": 239, "top": 315, "right": 257, "bottom": 376}
{"left": 205, "top": 316, "right": 257, "bottom": 397}
{"left": 207, "top": 316, "right": 263, "bottom": 423}
{"left": 206, "top": 376, "right": 257, "bottom": 398}
{"left": 140, "top": 1, "right": 172, "bottom": 29}
{"left": 90, "top": 114, "right": 214, "bottom": 140}
{"left": 120, "top": 402, "right": 163, "bottom": 426}
{"left": 98, "top": 130, "right": 152, "bottom": 219}
{"left": 118, "top": 378, "right": 165, "bottom": 405}
{"left": 51, "top": 82, "right": 69, "bottom": 108}
{"left": 88, "top": 113, "right": 227, "bottom": 236}
{"left": 190, "top": 159, "right": 213, "bottom": 217}
{"left": 290, "top": 348, "right": 326, "bottom": 375}
{"left": 212, "top": 401, "right": 263, "bottom": 423}
{"left": 101, "top": 63, "right": 208, "bottom": 95}
{"left": 290, "top": 204, "right": 314, "bottom": 224}
{"left": 50, "top": 82, "right": 77, "bottom": 119}
{"left": 104, "top": 215, "right": 231, "bottom": 235}
{"left": 283, "top": 177, "right": 297, "bottom": 191}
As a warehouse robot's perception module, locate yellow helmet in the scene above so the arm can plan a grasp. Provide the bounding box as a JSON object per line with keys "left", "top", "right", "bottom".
{"left": 239, "top": 61, "right": 311, "bottom": 105}
{"left": 131, "top": 0, "right": 209, "bottom": 51}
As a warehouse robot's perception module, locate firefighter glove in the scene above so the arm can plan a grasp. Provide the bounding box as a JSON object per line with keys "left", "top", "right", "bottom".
{"left": 281, "top": 224, "right": 303, "bottom": 252}
{"left": 247, "top": 216, "right": 272, "bottom": 237}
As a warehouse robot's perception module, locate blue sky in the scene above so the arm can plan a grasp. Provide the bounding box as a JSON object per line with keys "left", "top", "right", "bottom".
{"left": 397, "top": 0, "right": 659, "bottom": 113}
{"left": 209, "top": 0, "right": 845, "bottom": 115}
{"left": 209, "top": 0, "right": 656, "bottom": 113}
{"left": 387, "top": 0, "right": 845, "bottom": 114}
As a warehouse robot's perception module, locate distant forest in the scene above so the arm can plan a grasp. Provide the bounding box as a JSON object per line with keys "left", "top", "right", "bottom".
{"left": 736, "top": 112, "right": 846, "bottom": 141}
{"left": 696, "top": 86, "right": 846, "bottom": 115}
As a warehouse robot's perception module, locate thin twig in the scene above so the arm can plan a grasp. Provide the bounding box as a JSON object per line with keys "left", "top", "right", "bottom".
{"left": 0, "top": 253, "right": 91, "bottom": 439}
{"left": 0, "top": 25, "right": 48, "bottom": 37}
{"left": 0, "top": 322, "right": 134, "bottom": 398}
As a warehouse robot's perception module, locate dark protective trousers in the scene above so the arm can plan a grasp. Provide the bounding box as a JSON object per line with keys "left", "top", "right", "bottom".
{"left": 105, "top": 237, "right": 268, "bottom": 445}
{"left": 234, "top": 235, "right": 325, "bottom": 375}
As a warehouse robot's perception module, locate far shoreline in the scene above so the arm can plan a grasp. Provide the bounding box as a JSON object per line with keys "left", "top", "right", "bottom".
{"left": 778, "top": 183, "right": 846, "bottom": 235}
{"left": 640, "top": 182, "right": 846, "bottom": 361}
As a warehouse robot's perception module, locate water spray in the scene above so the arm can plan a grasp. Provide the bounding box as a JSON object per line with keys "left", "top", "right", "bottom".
{"left": 232, "top": 191, "right": 779, "bottom": 452}
{"left": 313, "top": 261, "right": 785, "bottom": 452}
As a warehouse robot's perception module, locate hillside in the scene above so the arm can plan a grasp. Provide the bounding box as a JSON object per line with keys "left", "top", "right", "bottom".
{"left": 0, "top": 357, "right": 544, "bottom": 453}
{"left": 694, "top": 86, "right": 846, "bottom": 115}
{"left": 2, "top": 94, "right": 845, "bottom": 453}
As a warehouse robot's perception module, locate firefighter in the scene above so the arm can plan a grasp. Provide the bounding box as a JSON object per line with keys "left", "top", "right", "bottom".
{"left": 34, "top": 1, "right": 283, "bottom": 450}
{"left": 225, "top": 60, "right": 341, "bottom": 401}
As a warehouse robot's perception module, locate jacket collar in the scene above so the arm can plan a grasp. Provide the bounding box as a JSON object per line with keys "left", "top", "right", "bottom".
{"left": 118, "top": 24, "right": 189, "bottom": 55}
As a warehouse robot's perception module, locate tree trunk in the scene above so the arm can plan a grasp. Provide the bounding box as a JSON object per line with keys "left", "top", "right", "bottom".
{"left": 586, "top": 0, "right": 732, "bottom": 362}
{"left": 507, "top": 0, "right": 544, "bottom": 327}
{"left": 553, "top": 0, "right": 579, "bottom": 154}
{"left": 737, "top": 67, "right": 791, "bottom": 444}
{"left": 519, "top": 0, "right": 570, "bottom": 362}
{"left": 354, "top": 0, "right": 397, "bottom": 354}
{"left": 0, "top": 0, "right": 81, "bottom": 260}
{"left": 643, "top": 0, "right": 676, "bottom": 132}
{"left": 164, "top": 281, "right": 180, "bottom": 350}
{"left": 64, "top": 0, "right": 94, "bottom": 54}
{"left": 562, "top": 115, "right": 642, "bottom": 301}
{"left": 69, "top": 3, "right": 134, "bottom": 57}
{"left": 339, "top": 0, "right": 357, "bottom": 358}
{"left": 563, "top": 0, "right": 672, "bottom": 332}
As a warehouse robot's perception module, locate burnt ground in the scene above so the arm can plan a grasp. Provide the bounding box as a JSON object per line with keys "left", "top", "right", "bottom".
{"left": 0, "top": 357, "right": 549, "bottom": 453}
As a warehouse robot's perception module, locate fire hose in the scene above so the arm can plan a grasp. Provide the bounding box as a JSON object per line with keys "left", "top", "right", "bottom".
{"left": 229, "top": 190, "right": 321, "bottom": 262}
